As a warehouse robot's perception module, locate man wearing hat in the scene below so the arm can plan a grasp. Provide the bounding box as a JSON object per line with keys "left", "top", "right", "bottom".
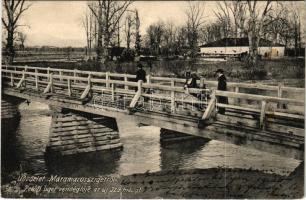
{"left": 215, "top": 69, "right": 227, "bottom": 114}
{"left": 136, "top": 63, "right": 146, "bottom": 82}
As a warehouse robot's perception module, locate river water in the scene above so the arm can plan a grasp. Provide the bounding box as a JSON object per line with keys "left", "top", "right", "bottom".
{"left": 1, "top": 101, "right": 301, "bottom": 182}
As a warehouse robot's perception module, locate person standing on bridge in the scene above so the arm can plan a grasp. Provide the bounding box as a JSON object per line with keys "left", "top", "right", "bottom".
{"left": 215, "top": 69, "right": 228, "bottom": 114}
{"left": 135, "top": 63, "right": 146, "bottom": 83}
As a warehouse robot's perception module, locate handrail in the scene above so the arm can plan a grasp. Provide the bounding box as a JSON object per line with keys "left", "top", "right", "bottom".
{"left": 215, "top": 90, "right": 304, "bottom": 105}
{"left": 2, "top": 65, "right": 304, "bottom": 94}
{"left": 2, "top": 66, "right": 305, "bottom": 132}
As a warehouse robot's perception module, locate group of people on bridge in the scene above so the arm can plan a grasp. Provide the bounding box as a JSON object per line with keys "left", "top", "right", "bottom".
{"left": 135, "top": 63, "right": 228, "bottom": 114}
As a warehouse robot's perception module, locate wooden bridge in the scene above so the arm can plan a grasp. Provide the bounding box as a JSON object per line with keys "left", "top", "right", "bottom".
{"left": 1, "top": 65, "right": 304, "bottom": 159}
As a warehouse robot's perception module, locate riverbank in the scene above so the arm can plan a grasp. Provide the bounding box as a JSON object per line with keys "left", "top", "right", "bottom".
{"left": 13, "top": 57, "right": 305, "bottom": 83}
{"left": 1, "top": 162, "right": 303, "bottom": 198}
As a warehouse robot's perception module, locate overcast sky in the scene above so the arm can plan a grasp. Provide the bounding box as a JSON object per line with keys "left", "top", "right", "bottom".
{"left": 14, "top": 1, "right": 306, "bottom": 47}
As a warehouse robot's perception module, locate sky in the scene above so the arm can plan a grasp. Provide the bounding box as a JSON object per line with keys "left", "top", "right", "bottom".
{"left": 6, "top": 1, "right": 306, "bottom": 47}
{"left": 14, "top": 1, "right": 216, "bottom": 47}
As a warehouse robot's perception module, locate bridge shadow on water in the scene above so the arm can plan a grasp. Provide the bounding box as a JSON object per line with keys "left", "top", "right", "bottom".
{"left": 1, "top": 118, "right": 22, "bottom": 182}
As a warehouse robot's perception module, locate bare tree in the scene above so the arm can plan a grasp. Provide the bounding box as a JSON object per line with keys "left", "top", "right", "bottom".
{"left": 82, "top": 4, "right": 96, "bottom": 60}
{"left": 17, "top": 32, "right": 26, "bottom": 50}
{"left": 124, "top": 14, "right": 134, "bottom": 50}
{"left": 146, "top": 21, "right": 164, "bottom": 55}
{"left": 229, "top": 1, "right": 247, "bottom": 38}
{"left": 245, "top": 0, "right": 274, "bottom": 67}
{"left": 88, "top": 0, "right": 133, "bottom": 63}
{"left": 2, "top": 0, "right": 31, "bottom": 64}
{"left": 184, "top": 1, "right": 205, "bottom": 58}
{"left": 134, "top": 9, "right": 141, "bottom": 56}
{"left": 214, "top": 1, "right": 232, "bottom": 38}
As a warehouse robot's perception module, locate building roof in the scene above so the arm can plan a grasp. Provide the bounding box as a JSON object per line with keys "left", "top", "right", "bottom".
{"left": 200, "top": 38, "right": 284, "bottom": 47}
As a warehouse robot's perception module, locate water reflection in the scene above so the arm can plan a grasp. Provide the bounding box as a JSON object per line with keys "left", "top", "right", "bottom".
{"left": 159, "top": 138, "right": 210, "bottom": 170}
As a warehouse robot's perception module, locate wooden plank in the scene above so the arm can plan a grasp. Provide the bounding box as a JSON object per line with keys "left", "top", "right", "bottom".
{"left": 202, "top": 93, "right": 216, "bottom": 120}
{"left": 124, "top": 75, "right": 129, "bottom": 90}
{"left": 216, "top": 90, "right": 304, "bottom": 105}
{"left": 80, "top": 75, "right": 92, "bottom": 99}
{"left": 129, "top": 80, "right": 142, "bottom": 108}
{"left": 105, "top": 71, "right": 110, "bottom": 88}
{"left": 170, "top": 79, "right": 175, "bottom": 113}
{"left": 16, "top": 71, "right": 25, "bottom": 88}
{"left": 260, "top": 101, "right": 267, "bottom": 130}
{"left": 266, "top": 123, "right": 304, "bottom": 137}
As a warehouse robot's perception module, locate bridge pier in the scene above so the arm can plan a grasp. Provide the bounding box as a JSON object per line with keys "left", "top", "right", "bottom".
{"left": 46, "top": 109, "right": 123, "bottom": 157}
{"left": 1, "top": 98, "right": 20, "bottom": 120}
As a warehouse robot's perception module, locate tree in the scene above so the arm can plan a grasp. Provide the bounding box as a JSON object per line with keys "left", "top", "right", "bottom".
{"left": 124, "top": 14, "right": 134, "bottom": 50}
{"left": 17, "top": 32, "right": 26, "bottom": 50}
{"left": 146, "top": 21, "right": 164, "bottom": 55}
{"left": 2, "top": 0, "right": 31, "bottom": 64}
{"left": 245, "top": 0, "right": 274, "bottom": 68}
{"left": 214, "top": 1, "right": 232, "bottom": 38}
{"left": 82, "top": 4, "right": 96, "bottom": 60}
{"left": 162, "top": 21, "right": 177, "bottom": 56}
{"left": 184, "top": 1, "right": 205, "bottom": 58}
{"left": 88, "top": 0, "right": 133, "bottom": 63}
{"left": 134, "top": 9, "right": 141, "bottom": 56}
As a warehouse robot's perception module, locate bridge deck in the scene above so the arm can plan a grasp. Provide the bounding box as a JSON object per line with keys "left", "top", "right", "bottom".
{"left": 1, "top": 65, "right": 304, "bottom": 159}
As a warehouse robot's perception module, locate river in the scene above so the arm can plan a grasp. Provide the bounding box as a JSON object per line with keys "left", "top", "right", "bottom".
{"left": 1, "top": 101, "right": 301, "bottom": 183}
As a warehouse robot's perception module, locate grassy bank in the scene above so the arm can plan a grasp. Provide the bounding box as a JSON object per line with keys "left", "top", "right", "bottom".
{"left": 13, "top": 57, "right": 304, "bottom": 83}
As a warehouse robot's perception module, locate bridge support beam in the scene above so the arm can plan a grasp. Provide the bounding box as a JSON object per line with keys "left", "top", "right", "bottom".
{"left": 46, "top": 109, "right": 123, "bottom": 157}
{"left": 160, "top": 128, "right": 210, "bottom": 144}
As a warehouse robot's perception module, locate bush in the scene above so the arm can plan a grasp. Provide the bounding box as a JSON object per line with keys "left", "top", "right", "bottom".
{"left": 120, "top": 49, "right": 135, "bottom": 62}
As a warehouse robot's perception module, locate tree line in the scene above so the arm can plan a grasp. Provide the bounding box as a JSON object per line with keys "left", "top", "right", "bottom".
{"left": 2, "top": 0, "right": 304, "bottom": 67}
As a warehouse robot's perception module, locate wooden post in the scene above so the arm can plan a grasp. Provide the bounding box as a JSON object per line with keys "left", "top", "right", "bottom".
{"left": 10, "top": 72, "right": 14, "bottom": 86}
{"left": 277, "top": 83, "right": 284, "bottom": 109}
{"left": 106, "top": 72, "right": 110, "bottom": 88}
{"left": 202, "top": 90, "right": 216, "bottom": 120}
{"left": 43, "top": 73, "right": 53, "bottom": 94}
{"left": 73, "top": 69, "right": 77, "bottom": 84}
{"left": 129, "top": 80, "right": 143, "bottom": 108}
{"left": 80, "top": 74, "right": 92, "bottom": 99}
{"left": 137, "top": 79, "right": 142, "bottom": 93}
{"left": 200, "top": 77, "right": 205, "bottom": 88}
{"left": 111, "top": 83, "right": 115, "bottom": 101}
{"left": 16, "top": 70, "right": 25, "bottom": 88}
{"left": 59, "top": 70, "right": 63, "bottom": 81}
{"left": 50, "top": 73, "right": 54, "bottom": 93}
{"left": 47, "top": 67, "right": 50, "bottom": 81}
{"left": 277, "top": 83, "right": 283, "bottom": 98}
{"left": 35, "top": 68, "right": 39, "bottom": 90}
{"left": 124, "top": 75, "right": 128, "bottom": 90}
{"left": 234, "top": 86, "right": 240, "bottom": 104}
{"left": 171, "top": 79, "right": 175, "bottom": 113}
{"left": 146, "top": 74, "right": 151, "bottom": 84}
{"left": 23, "top": 70, "right": 27, "bottom": 87}
{"left": 260, "top": 100, "right": 267, "bottom": 130}
{"left": 67, "top": 78, "right": 72, "bottom": 97}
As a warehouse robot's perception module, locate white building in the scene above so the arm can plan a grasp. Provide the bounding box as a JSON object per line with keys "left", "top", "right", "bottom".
{"left": 199, "top": 38, "right": 285, "bottom": 58}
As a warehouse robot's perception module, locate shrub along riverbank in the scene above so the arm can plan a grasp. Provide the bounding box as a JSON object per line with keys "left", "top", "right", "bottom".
{"left": 13, "top": 57, "right": 304, "bottom": 84}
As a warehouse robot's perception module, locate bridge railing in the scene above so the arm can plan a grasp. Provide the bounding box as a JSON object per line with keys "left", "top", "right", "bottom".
{"left": 2, "top": 67, "right": 211, "bottom": 113}
{"left": 3, "top": 65, "right": 304, "bottom": 99}
{"left": 2, "top": 66, "right": 304, "bottom": 135}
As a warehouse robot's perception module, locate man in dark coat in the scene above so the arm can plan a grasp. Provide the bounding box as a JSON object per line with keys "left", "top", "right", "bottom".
{"left": 216, "top": 69, "right": 228, "bottom": 114}
{"left": 136, "top": 63, "right": 146, "bottom": 82}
